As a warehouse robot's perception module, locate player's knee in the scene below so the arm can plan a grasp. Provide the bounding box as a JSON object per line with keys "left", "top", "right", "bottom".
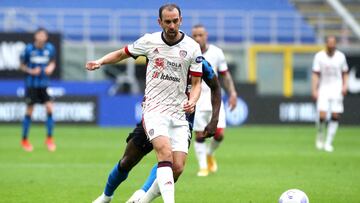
{"left": 331, "top": 114, "right": 340, "bottom": 121}
{"left": 119, "top": 157, "right": 134, "bottom": 171}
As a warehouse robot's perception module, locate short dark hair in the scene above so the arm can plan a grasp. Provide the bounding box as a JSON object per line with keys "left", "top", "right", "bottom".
{"left": 35, "top": 27, "right": 48, "bottom": 35}
{"left": 158, "top": 3, "right": 181, "bottom": 20}
{"left": 192, "top": 24, "right": 205, "bottom": 29}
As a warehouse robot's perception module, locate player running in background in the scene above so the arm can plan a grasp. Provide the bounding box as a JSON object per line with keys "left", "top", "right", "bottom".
{"left": 92, "top": 59, "right": 221, "bottom": 203}
{"left": 87, "top": 4, "right": 202, "bottom": 203}
{"left": 20, "top": 28, "right": 57, "bottom": 152}
{"left": 191, "top": 24, "right": 238, "bottom": 176}
{"left": 312, "top": 36, "right": 349, "bottom": 152}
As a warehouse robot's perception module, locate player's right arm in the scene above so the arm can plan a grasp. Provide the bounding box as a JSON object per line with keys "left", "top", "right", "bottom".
{"left": 86, "top": 48, "right": 131, "bottom": 71}
{"left": 312, "top": 53, "right": 320, "bottom": 100}
{"left": 20, "top": 45, "right": 41, "bottom": 76}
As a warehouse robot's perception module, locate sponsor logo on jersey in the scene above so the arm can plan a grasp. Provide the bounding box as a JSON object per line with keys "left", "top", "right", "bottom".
{"left": 179, "top": 50, "right": 187, "bottom": 58}
{"left": 160, "top": 73, "right": 180, "bottom": 82}
{"left": 195, "top": 56, "right": 203, "bottom": 63}
{"left": 167, "top": 61, "right": 182, "bottom": 71}
{"left": 154, "top": 58, "right": 165, "bottom": 70}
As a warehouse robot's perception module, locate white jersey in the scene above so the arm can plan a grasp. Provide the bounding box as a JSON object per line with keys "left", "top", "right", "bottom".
{"left": 312, "top": 50, "right": 348, "bottom": 99}
{"left": 125, "top": 31, "right": 203, "bottom": 120}
{"left": 196, "top": 44, "right": 228, "bottom": 111}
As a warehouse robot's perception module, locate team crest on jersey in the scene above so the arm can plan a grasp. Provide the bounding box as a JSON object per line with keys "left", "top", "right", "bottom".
{"left": 179, "top": 50, "right": 187, "bottom": 58}
{"left": 148, "top": 129, "right": 154, "bottom": 136}
{"left": 154, "top": 58, "right": 165, "bottom": 70}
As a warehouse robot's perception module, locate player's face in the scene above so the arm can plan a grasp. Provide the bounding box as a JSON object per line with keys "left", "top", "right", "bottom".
{"left": 192, "top": 27, "right": 208, "bottom": 50}
{"left": 326, "top": 37, "right": 336, "bottom": 53}
{"left": 34, "top": 31, "right": 48, "bottom": 47}
{"left": 158, "top": 9, "right": 182, "bottom": 40}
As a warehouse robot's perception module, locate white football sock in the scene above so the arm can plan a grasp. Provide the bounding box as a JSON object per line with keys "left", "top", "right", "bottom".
{"left": 194, "top": 141, "right": 207, "bottom": 169}
{"left": 325, "top": 121, "right": 338, "bottom": 146}
{"left": 157, "top": 166, "right": 174, "bottom": 203}
{"left": 139, "top": 179, "right": 160, "bottom": 203}
{"left": 316, "top": 119, "right": 326, "bottom": 143}
{"left": 207, "top": 138, "right": 221, "bottom": 155}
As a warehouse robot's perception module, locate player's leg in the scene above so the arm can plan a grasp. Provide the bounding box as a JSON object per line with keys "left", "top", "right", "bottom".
{"left": 44, "top": 100, "right": 56, "bottom": 151}
{"left": 21, "top": 87, "right": 36, "bottom": 151}
{"left": 126, "top": 164, "right": 157, "bottom": 203}
{"left": 324, "top": 98, "right": 343, "bottom": 152}
{"left": 143, "top": 113, "right": 174, "bottom": 203}
{"left": 207, "top": 106, "right": 226, "bottom": 173}
{"left": 21, "top": 104, "right": 34, "bottom": 152}
{"left": 324, "top": 113, "right": 339, "bottom": 152}
{"left": 194, "top": 131, "right": 208, "bottom": 176}
{"left": 207, "top": 128, "right": 224, "bottom": 173}
{"left": 151, "top": 136, "right": 174, "bottom": 203}
{"left": 140, "top": 123, "right": 190, "bottom": 203}
{"left": 193, "top": 111, "right": 211, "bottom": 176}
{"left": 315, "top": 96, "right": 328, "bottom": 150}
{"left": 94, "top": 124, "right": 152, "bottom": 203}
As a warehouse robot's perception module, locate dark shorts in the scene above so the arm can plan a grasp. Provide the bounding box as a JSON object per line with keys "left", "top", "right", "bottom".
{"left": 25, "top": 87, "right": 51, "bottom": 105}
{"left": 125, "top": 122, "right": 194, "bottom": 155}
{"left": 126, "top": 123, "right": 153, "bottom": 154}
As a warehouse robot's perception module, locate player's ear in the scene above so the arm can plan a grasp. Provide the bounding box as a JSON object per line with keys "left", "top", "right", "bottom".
{"left": 158, "top": 18, "right": 161, "bottom": 26}
{"left": 179, "top": 16, "right": 183, "bottom": 25}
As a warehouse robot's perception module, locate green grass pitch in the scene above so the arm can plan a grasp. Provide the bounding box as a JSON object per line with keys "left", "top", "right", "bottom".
{"left": 0, "top": 125, "right": 359, "bottom": 203}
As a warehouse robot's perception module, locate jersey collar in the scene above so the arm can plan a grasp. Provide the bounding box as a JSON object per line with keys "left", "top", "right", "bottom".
{"left": 161, "top": 31, "right": 185, "bottom": 46}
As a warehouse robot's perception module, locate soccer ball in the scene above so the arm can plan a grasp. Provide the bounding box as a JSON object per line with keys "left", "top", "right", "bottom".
{"left": 279, "top": 189, "right": 309, "bottom": 203}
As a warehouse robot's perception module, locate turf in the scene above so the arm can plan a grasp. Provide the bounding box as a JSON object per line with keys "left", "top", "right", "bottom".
{"left": 0, "top": 125, "right": 359, "bottom": 203}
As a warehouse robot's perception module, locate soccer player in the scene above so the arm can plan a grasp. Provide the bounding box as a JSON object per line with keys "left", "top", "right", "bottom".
{"left": 92, "top": 59, "right": 221, "bottom": 203}
{"left": 86, "top": 4, "right": 203, "bottom": 203}
{"left": 191, "top": 24, "right": 238, "bottom": 176}
{"left": 312, "top": 36, "right": 349, "bottom": 152}
{"left": 20, "top": 28, "right": 57, "bottom": 152}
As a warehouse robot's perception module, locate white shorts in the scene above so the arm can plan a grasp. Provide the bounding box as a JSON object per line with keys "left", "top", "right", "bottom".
{"left": 142, "top": 113, "right": 191, "bottom": 153}
{"left": 193, "top": 104, "right": 226, "bottom": 132}
{"left": 317, "top": 96, "right": 344, "bottom": 113}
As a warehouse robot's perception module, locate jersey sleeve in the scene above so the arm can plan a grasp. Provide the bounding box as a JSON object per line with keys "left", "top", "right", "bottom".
{"left": 202, "top": 59, "right": 216, "bottom": 81}
{"left": 217, "top": 49, "right": 228, "bottom": 75}
{"left": 48, "top": 43, "right": 56, "bottom": 60}
{"left": 189, "top": 45, "right": 203, "bottom": 77}
{"left": 20, "top": 44, "right": 31, "bottom": 64}
{"left": 312, "top": 53, "right": 320, "bottom": 73}
{"left": 125, "top": 34, "right": 149, "bottom": 58}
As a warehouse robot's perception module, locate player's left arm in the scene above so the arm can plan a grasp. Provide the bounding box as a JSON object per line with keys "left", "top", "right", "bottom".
{"left": 44, "top": 60, "right": 56, "bottom": 75}
{"left": 218, "top": 49, "right": 237, "bottom": 111}
{"left": 184, "top": 76, "right": 202, "bottom": 113}
{"left": 44, "top": 44, "right": 56, "bottom": 75}
{"left": 219, "top": 71, "right": 237, "bottom": 111}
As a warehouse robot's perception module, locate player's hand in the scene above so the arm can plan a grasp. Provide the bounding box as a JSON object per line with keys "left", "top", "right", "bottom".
{"left": 44, "top": 67, "right": 53, "bottom": 75}
{"left": 183, "top": 101, "right": 195, "bottom": 113}
{"left": 29, "top": 67, "right": 41, "bottom": 76}
{"left": 86, "top": 60, "right": 102, "bottom": 71}
{"left": 203, "top": 120, "right": 217, "bottom": 138}
{"left": 312, "top": 90, "right": 318, "bottom": 101}
{"left": 228, "top": 93, "right": 237, "bottom": 111}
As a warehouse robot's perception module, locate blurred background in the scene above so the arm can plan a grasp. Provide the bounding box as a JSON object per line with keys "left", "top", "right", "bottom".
{"left": 0, "top": 0, "right": 359, "bottom": 126}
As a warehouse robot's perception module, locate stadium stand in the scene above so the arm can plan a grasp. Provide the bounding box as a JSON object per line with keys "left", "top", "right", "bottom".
{"left": 0, "top": 0, "right": 316, "bottom": 43}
